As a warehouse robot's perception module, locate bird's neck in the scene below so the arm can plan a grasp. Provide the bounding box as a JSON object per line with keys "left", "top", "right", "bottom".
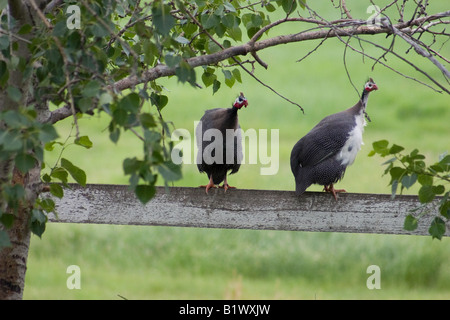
{"left": 230, "top": 106, "right": 240, "bottom": 114}
{"left": 360, "top": 89, "right": 370, "bottom": 109}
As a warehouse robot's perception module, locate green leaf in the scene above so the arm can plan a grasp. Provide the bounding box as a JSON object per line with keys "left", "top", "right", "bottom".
{"left": 0, "top": 230, "right": 11, "bottom": 249}
{"left": 428, "top": 217, "right": 446, "bottom": 240}
{"left": 418, "top": 185, "right": 435, "bottom": 203}
{"left": 39, "top": 198, "right": 55, "bottom": 212}
{"left": 152, "top": 4, "right": 175, "bottom": 35}
{"left": 175, "top": 35, "right": 190, "bottom": 45}
{"left": 75, "top": 136, "right": 93, "bottom": 149}
{"left": 440, "top": 199, "right": 450, "bottom": 219}
{"left": 207, "top": 40, "right": 221, "bottom": 53}
{"left": 109, "top": 127, "right": 120, "bottom": 143}
{"left": 251, "top": 14, "right": 263, "bottom": 28}
{"left": 30, "top": 209, "right": 47, "bottom": 238}
{"left": 15, "top": 153, "right": 36, "bottom": 173}
{"left": 212, "top": 79, "right": 221, "bottom": 94}
{"left": 123, "top": 157, "right": 142, "bottom": 175}
{"left": 7, "top": 86, "right": 22, "bottom": 103}
{"left": 222, "top": 14, "right": 236, "bottom": 29}
{"left": 299, "top": 0, "right": 307, "bottom": 10}
{"left": 135, "top": 184, "right": 156, "bottom": 204}
{"left": 113, "top": 108, "right": 128, "bottom": 126}
{"left": 222, "top": 69, "right": 232, "bottom": 79}
{"left": 372, "top": 140, "right": 389, "bottom": 155}
{"left": 82, "top": 80, "right": 101, "bottom": 98}
{"left": 3, "top": 184, "right": 25, "bottom": 201}
{"left": 157, "top": 161, "right": 182, "bottom": 182}
{"left": 0, "top": 60, "right": 8, "bottom": 85}
{"left": 202, "top": 71, "right": 217, "bottom": 87}
{"left": 418, "top": 174, "right": 433, "bottom": 186}
{"left": 91, "top": 22, "right": 109, "bottom": 38}
{"left": 165, "top": 53, "right": 182, "bottom": 68}
{"left": 202, "top": 14, "right": 220, "bottom": 29}
{"left": 401, "top": 173, "right": 417, "bottom": 189}
{"left": 0, "top": 213, "right": 15, "bottom": 229}
{"left": 389, "top": 167, "right": 406, "bottom": 183}
{"left": 61, "top": 158, "right": 86, "bottom": 186}
{"left": 50, "top": 167, "right": 68, "bottom": 183}
{"left": 264, "top": 3, "right": 276, "bottom": 12}
{"left": 281, "top": 0, "right": 297, "bottom": 13}
{"left": 232, "top": 68, "right": 242, "bottom": 83}
{"left": 432, "top": 185, "right": 445, "bottom": 195}
{"left": 18, "top": 24, "right": 32, "bottom": 35}
{"left": 391, "top": 179, "right": 398, "bottom": 198}
{"left": 403, "top": 214, "right": 418, "bottom": 231}
{"left": 409, "top": 149, "right": 425, "bottom": 160}
{"left": 438, "top": 154, "right": 450, "bottom": 171}
{"left": 389, "top": 144, "right": 404, "bottom": 154}
{"left": 227, "top": 26, "right": 242, "bottom": 41}
{"left": 50, "top": 183, "right": 64, "bottom": 199}
{"left": 150, "top": 93, "right": 169, "bottom": 110}
{"left": 175, "top": 60, "right": 196, "bottom": 85}
{"left": 1, "top": 131, "right": 22, "bottom": 151}
{"left": 0, "top": 35, "right": 9, "bottom": 50}
{"left": 224, "top": 2, "right": 236, "bottom": 12}
{"left": 140, "top": 113, "right": 157, "bottom": 128}
{"left": 118, "top": 92, "right": 140, "bottom": 112}
{"left": 39, "top": 124, "right": 59, "bottom": 143}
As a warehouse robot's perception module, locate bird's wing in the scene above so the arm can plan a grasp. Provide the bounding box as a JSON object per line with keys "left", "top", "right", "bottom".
{"left": 291, "top": 112, "right": 355, "bottom": 168}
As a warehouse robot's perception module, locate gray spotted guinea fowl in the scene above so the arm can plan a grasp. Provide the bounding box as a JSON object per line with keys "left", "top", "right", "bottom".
{"left": 196, "top": 92, "right": 248, "bottom": 193}
{"left": 290, "top": 78, "right": 378, "bottom": 200}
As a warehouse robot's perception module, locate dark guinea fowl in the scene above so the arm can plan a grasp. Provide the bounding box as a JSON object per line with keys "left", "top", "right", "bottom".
{"left": 290, "top": 78, "right": 378, "bottom": 200}
{"left": 196, "top": 92, "right": 248, "bottom": 193}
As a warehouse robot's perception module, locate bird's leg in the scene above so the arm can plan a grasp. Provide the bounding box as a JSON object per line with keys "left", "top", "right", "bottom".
{"left": 220, "top": 176, "right": 236, "bottom": 192}
{"left": 323, "top": 184, "right": 346, "bottom": 201}
{"left": 199, "top": 175, "right": 216, "bottom": 194}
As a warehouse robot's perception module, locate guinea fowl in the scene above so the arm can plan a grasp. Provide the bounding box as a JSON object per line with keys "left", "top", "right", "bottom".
{"left": 196, "top": 92, "right": 248, "bottom": 193}
{"left": 290, "top": 78, "right": 378, "bottom": 200}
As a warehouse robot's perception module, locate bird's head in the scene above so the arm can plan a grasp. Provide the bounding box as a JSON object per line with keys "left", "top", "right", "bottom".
{"left": 233, "top": 92, "right": 248, "bottom": 109}
{"left": 364, "top": 78, "right": 378, "bottom": 92}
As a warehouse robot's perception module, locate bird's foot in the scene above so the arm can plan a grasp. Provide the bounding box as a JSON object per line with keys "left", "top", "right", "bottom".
{"left": 219, "top": 184, "right": 236, "bottom": 192}
{"left": 199, "top": 184, "right": 217, "bottom": 194}
{"left": 323, "top": 184, "right": 346, "bottom": 201}
{"left": 200, "top": 177, "right": 217, "bottom": 194}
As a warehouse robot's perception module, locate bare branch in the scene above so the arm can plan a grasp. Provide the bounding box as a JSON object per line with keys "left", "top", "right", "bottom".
{"left": 48, "top": 6, "right": 450, "bottom": 124}
{"left": 381, "top": 18, "right": 450, "bottom": 79}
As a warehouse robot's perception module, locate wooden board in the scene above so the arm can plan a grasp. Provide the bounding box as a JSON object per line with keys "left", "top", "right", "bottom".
{"left": 49, "top": 184, "right": 449, "bottom": 237}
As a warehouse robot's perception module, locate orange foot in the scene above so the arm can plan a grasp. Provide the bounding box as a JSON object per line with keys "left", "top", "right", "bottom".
{"left": 199, "top": 176, "right": 216, "bottom": 194}
{"left": 323, "top": 184, "right": 346, "bottom": 201}
{"left": 219, "top": 184, "right": 236, "bottom": 192}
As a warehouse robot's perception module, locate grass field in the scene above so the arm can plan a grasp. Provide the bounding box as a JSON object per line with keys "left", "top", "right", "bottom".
{"left": 23, "top": 2, "right": 449, "bottom": 300}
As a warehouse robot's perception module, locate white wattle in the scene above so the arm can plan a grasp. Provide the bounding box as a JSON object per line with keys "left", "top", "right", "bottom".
{"left": 337, "top": 110, "right": 366, "bottom": 167}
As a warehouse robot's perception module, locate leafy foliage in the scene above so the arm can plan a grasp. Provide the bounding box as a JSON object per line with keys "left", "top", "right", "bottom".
{"left": 369, "top": 140, "right": 449, "bottom": 239}
{"left": 0, "top": 0, "right": 304, "bottom": 247}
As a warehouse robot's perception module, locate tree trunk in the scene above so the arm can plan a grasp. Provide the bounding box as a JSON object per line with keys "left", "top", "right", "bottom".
{"left": 0, "top": 201, "right": 31, "bottom": 300}
{"left": 0, "top": 168, "right": 39, "bottom": 300}
{"left": 0, "top": 0, "right": 48, "bottom": 300}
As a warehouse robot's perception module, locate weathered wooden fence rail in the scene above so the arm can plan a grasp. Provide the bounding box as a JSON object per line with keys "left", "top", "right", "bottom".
{"left": 49, "top": 184, "right": 449, "bottom": 237}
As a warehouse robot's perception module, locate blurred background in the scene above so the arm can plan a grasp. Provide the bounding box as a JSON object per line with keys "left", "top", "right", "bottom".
{"left": 24, "top": 1, "right": 449, "bottom": 299}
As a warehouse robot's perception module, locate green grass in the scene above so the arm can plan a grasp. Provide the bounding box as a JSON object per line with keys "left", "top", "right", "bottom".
{"left": 25, "top": 225, "right": 450, "bottom": 300}
{"left": 24, "top": 2, "right": 450, "bottom": 300}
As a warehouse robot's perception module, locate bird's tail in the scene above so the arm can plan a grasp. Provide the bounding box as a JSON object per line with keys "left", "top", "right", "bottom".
{"left": 292, "top": 165, "right": 309, "bottom": 195}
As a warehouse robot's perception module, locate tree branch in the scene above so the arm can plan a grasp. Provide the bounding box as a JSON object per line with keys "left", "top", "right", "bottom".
{"left": 49, "top": 10, "right": 450, "bottom": 124}
{"left": 380, "top": 18, "right": 450, "bottom": 79}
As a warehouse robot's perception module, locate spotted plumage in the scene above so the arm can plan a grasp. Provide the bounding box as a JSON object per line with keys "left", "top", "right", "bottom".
{"left": 196, "top": 92, "right": 248, "bottom": 193}
{"left": 290, "top": 79, "right": 378, "bottom": 200}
